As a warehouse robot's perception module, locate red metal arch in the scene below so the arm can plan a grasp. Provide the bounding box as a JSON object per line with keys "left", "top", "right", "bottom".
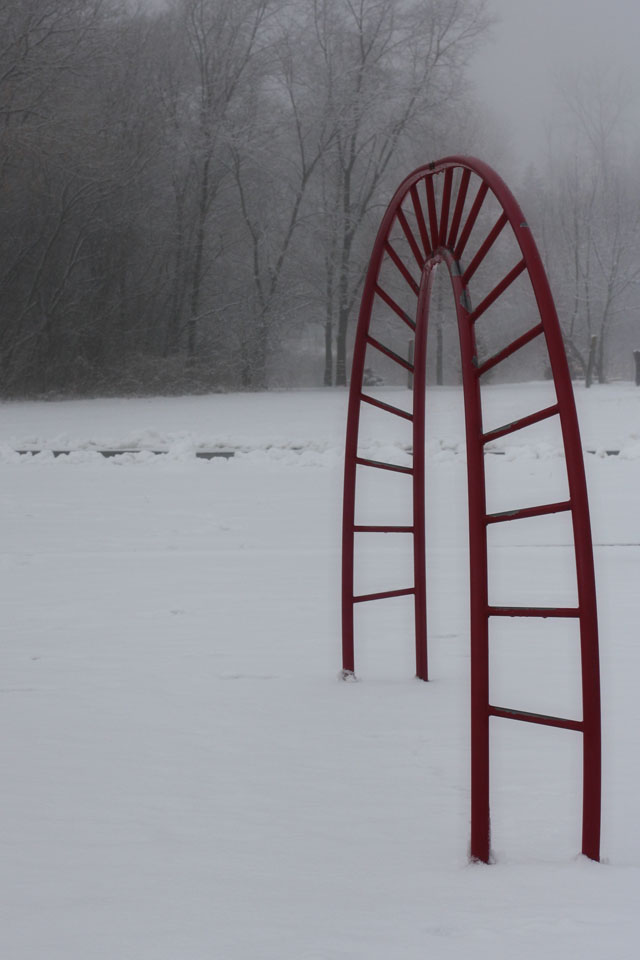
{"left": 341, "top": 156, "right": 601, "bottom": 864}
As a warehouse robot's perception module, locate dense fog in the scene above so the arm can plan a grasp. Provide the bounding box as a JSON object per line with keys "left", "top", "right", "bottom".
{"left": 1, "top": 0, "right": 639, "bottom": 397}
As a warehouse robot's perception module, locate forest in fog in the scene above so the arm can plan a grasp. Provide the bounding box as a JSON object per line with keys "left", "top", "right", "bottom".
{"left": 2, "top": 0, "right": 640, "bottom": 398}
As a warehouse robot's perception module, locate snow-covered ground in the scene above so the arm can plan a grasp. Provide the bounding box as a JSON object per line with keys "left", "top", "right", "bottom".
{"left": 1, "top": 382, "right": 639, "bottom": 959}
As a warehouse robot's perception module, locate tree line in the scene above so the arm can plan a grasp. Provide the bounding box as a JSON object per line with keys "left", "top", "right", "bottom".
{"left": 1, "top": 0, "right": 638, "bottom": 399}
{"left": 0, "top": 0, "right": 491, "bottom": 396}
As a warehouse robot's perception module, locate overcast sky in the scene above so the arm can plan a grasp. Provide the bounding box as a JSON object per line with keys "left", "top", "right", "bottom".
{"left": 471, "top": 0, "right": 640, "bottom": 164}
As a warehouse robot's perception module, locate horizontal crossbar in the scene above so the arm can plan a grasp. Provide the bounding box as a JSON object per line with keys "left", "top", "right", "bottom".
{"left": 489, "top": 705, "right": 583, "bottom": 732}
{"left": 355, "top": 457, "right": 413, "bottom": 475}
{"left": 367, "top": 334, "right": 414, "bottom": 371}
{"left": 354, "top": 525, "right": 414, "bottom": 533}
{"left": 488, "top": 605, "right": 580, "bottom": 618}
{"left": 482, "top": 403, "right": 559, "bottom": 444}
{"left": 360, "top": 393, "right": 413, "bottom": 421}
{"left": 485, "top": 500, "right": 572, "bottom": 524}
{"left": 475, "top": 323, "right": 544, "bottom": 377}
{"left": 353, "top": 587, "right": 415, "bottom": 603}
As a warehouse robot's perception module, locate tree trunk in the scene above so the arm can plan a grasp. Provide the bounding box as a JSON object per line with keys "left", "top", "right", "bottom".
{"left": 585, "top": 335, "right": 598, "bottom": 388}
{"left": 324, "top": 317, "right": 333, "bottom": 386}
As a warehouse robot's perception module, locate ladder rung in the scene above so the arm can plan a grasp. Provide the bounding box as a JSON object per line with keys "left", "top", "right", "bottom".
{"left": 361, "top": 393, "right": 413, "bottom": 422}
{"left": 384, "top": 242, "right": 420, "bottom": 295}
{"left": 454, "top": 181, "right": 489, "bottom": 260}
{"left": 470, "top": 259, "right": 527, "bottom": 324}
{"left": 374, "top": 285, "right": 416, "bottom": 331}
{"left": 367, "top": 334, "right": 414, "bottom": 370}
{"left": 488, "top": 605, "right": 580, "bottom": 618}
{"left": 462, "top": 212, "right": 509, "bottom": 285}
{"left": 489, "top": 705, "right": 583, "bottom": 732}
{"left": 425, "top": 175, "right": 439, "bottom": 248}
{"left": 353, "top": 587, "right": 415, "bottom": 603}
{"left": 355, "top": 457, "right": 413, "bottom": 475}
{"left": 410, "top": 183, "right": 432, "bottom": 257}
{"left": 482, "top": 403, "right": 559, "bottom": 444}
{"left": 396, "top": 209, "right": 425, "bottom": 270}
{"left": 447, "top": 168, "right": 471, "bottom": 250}
{"left": 485, "top": 500, "right": 571, "bottom": 524}
{"left": 438, "top": 168, "right": 453, "bottom": 246}
{"left": 475, "top": 323, "right": 544, "bottom": 377}
{"left": 354, "top": 525, "right": 414, "bottom": 533}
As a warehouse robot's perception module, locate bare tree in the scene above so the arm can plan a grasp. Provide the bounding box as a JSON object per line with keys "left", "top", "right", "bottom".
{"left": 308, "top": 0, "right": 493, "bottom": 384}
{"left": 539, "top": 68, "right": 640, "bottom": 383}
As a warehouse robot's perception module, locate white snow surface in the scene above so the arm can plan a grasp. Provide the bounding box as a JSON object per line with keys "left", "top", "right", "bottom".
{"left": 1, "top": 382, "right": 639, "bottom": 958}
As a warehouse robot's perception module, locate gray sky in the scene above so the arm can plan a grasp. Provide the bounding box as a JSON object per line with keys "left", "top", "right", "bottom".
{"left": 471, "top": 0, "right": 640, "bottom": 164}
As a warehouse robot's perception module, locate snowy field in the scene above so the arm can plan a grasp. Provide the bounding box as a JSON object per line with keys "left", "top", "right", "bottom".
{"left": 1, "top": 381, "right": 640, "bottom": 959}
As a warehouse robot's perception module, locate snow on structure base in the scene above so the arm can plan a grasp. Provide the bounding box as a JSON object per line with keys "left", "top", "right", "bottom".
{"left": 341, "top": 156, "right": 601, "bottom": 864}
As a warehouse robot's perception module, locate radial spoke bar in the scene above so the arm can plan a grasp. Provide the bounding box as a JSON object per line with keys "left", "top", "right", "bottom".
{"left": 470, "top": 259, "right": 527, "bottom": 324}
{"left": 447, "top": 168, "right": 471, "bottom": 249}
{"left": 454, "top": 181, "right": 489, "bottom": 260}
{"left": 410, "top": 184, "right": 432, "bottom": 257}
{"left": 488, "top": 605, "right": 580, "bottom": 618}
{"left": 482, "top": 403, "right": 560, "bottom": 444}
{"left": 485, "top": 500, "right": 572, "bottom": 524}
{"left": 462, "top": 213, "right": 509, "bottom": 285}
{"left": 361, "top": 393, "right": 413, "bottom": 421}
{"left": 396, "top": 208, "right": 425, "bottom": 269}
{"left": 355, "top": 456, "right": 413, "bottom": 475}
{"left": 475, "top": 323, "right": 544, "bottom": 377}
{"left": 366, "top": 333, "right": 414, "bottom": 370}
{"left": 353, "top": 587, "right": 415, "bottom": 603}
{"left": 439, "top": 168, "right": 453, "bottom": 246}
{"left": 354, "top": 525, "right": 414, "bottom": 533}
{"left": 384, "top": 242, "right": 420, "bottom": 295}
{"left": 489, "top": 705, "right": 583, "bottom": 732}
{"left": 425, "top": 176, "right": 440, "bottom": 249}
{"left": 374, "top": 284, "right": 416, "bottom": 331}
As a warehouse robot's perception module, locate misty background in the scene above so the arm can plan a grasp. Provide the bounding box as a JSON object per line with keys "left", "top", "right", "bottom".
{"left": 2, "top": 0, "right": 639, "bottom": 398}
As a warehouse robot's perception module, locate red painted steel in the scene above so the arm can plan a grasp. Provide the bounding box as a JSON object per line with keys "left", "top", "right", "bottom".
{"left": 341, "top": 156, "right": 601, "bottom": 864}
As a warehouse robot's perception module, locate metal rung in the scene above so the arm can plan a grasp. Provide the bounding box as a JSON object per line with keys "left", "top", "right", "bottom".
{"left": 485, "top": 500, "right": 571, "bottom": 524}
{"left": 396, "top": 209, "right": 425, "bottom": 270}
{"left": 425, "top": 175, "right": 439, "bottom": 248}
{"left": 353, "top": 587, "right": 415, "bottom": 603}
{"left": 489, "top": 705, "right": 583, "bottom": 732}
{"left": 360, "top": 393, "right": 413, "bottom": 421}
{"left": 367, "top": 334, "right": 414, "bottom": 370}
{"left": 455, "top": 181, "right": 489, "bottom": 260}
{"left": 475, "top": 323, "right": 544, "bottom": 377}
{"left": 488, "top": 605, "right": 580, "bottom": 618}
{"left": 384, "top": 243, "right": 420, "bottom": 295}
{"left": 410, "top": 183, "right": 432, "bottom": 257}
{"left": 354, "top": 525, "right": 414, "bottom": 533}
{"left": 462, "top": 212, "right": 509, "bottom": 285}
{"left": 374, "top": 285, "right": 416, "bottom": 331}
{"left": 355, "top": 456, "right": 413, "bottom": 475}
{"left": 470, "top": 259, "right": 527, "bottom": 324}
{"left": 482, "top": 403, "right": 559, "bottom": 444}
{"left": 438, "top": 168, "right": 453, "bottom": 246}
{"left": 447, "top": 168, "right": 471, "bottom": 249}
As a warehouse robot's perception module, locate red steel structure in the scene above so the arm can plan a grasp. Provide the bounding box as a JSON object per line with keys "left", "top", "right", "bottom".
{"left": 341, "top": 156, "right": 601, "bottom": 864}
